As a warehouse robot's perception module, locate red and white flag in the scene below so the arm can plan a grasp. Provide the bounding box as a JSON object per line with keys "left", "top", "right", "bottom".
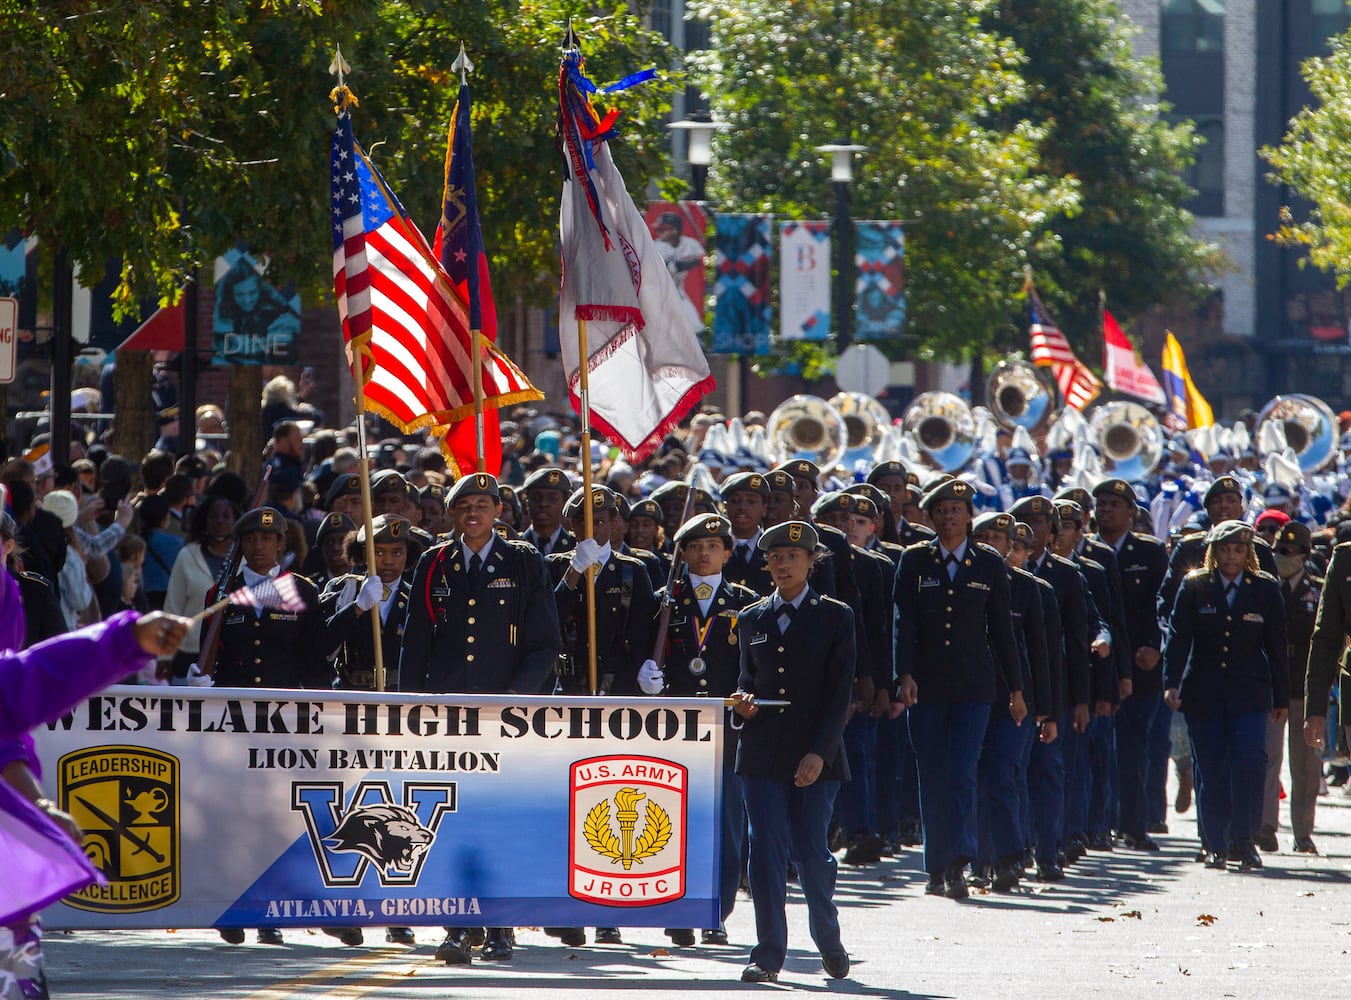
{"left": 557, "top": 49, "right": 714, "bottom": 460}
{"left": 1028, "top": 291, "right": 1101, "bottom": 411}
{"left": 225, "top": 573, "right": 307, "bottom": 614}
{"left": 1103, "top": 308, "right": 1166, "bottom": 405}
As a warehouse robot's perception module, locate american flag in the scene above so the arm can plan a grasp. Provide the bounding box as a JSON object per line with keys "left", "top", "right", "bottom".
{"left": 225, "top": 573, "right": 307, "bottom": 614}
{"left": 1028, "top": 290, "right": 1101, "bottom": 411}
{"left": 329, "top": 89, "right": 540, "bottom": 441}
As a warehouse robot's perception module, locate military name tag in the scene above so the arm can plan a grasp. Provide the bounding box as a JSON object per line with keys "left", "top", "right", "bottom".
{"left": 750, "top": 633, "right": 768, "bottom": 645}
{"left": 224, "top": 613, "right": 246, "bottom": 626}
{"left": 1243, "top": 613, "right": 1264, "bottom": 623}
{"left": 920, "top": 578, "right": 940, "bottom": 589}
{"left": 1199, "top": 606, "right": 1218, "bottom": 615}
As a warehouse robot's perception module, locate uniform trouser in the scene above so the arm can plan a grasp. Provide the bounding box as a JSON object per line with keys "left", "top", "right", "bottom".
{"left": 1116, "top": 691, "right": 1162, "bottom": 837}
{"left": 1086, "top": 714, "right": 1116, "bottom": 835}
{"left": 907, "top": 700, "right": 992, "bottom": 876}
{"left": 742, "top": 776, "right": 843, "bottom": 973}
{"left": 1061, "top": 714, "right": 1090, "bottom": 838}
{"left": 1262, "top": 697, "right": 1321, "bottom": 842}
{"left": 1029, "top": 730, "right": 1065, "bottom": 863}
{"left": 1187, "top": 709, "right": 1269, "bottom": 849}
{"left": 718, "top": 754, "right": 746, "bottom": 924}
{"left": 977, "top": 715, "right": 1033, "bottom": 866}
{"left": 1146, "top": 701, "right": 1177, "bottom": 827}
{"left": 1018, "top": 720, "right": 1038, "bottom": 849}
{"left": 839, "top": 714, "right": 878, "bottom": 836}
{"left": 874, "top": 712, "right": 904, "bottom": 838}
{"left": 899, "top": 731, "right": 921, "bottom": 822}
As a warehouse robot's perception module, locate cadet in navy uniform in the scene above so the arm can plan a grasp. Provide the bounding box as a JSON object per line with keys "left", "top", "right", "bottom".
{"left": 722, "top": 471, "right": 772, "bottom": 595}
{"left": 208, "top": 505, "right": 325, "bottom": 948}
{"left": 644, "top": 514, "right": 758, "bottom": 947}
{"left": 399, "top": 473, "right": 561, "bottom": 964}
{"left": 970, "top": 512, "right": 1050, "bottom": 891}
{"left": 866, "top": 461, "right": 936, "bottom": 547}
{"left": 1164, "top": 520, "right": 1288, "bottom": 871}
{"left": 893, "top": 480, "right": 1026, "bottom": 899}
{"left": 731, "top": 520, "right": 854, "bottom": 984}
{"left": 322, "top": 514, "right": 413, "bottom": 694}
{"left": 520, "top": 467, "right": 576, "bottom": 555}
{"left": 1090, "top": 478, "right": 1169, "bottom": 850}
{"left": 614, "top": 496, "right": 667, "bottom": 585}
{"left": 550, "top": 486, "right": 658, "bottom": 699}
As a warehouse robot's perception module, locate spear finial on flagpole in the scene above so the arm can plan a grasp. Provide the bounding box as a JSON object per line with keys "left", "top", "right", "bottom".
{"left": 563, "top": 19, "right": 580, "bottom": 52}
{"left": 452, "top": 41, "right": 474, "bottom": 84}
{"left": 329, "top": 45, "right": 351, "bottom": 87}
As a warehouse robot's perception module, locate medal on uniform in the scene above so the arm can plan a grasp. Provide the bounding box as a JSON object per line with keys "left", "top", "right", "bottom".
{"left": 689, "top": 612, "right": 715, "bottom": 678}
{"left": 688, "top": 655, "right": 708, "bottom": 677}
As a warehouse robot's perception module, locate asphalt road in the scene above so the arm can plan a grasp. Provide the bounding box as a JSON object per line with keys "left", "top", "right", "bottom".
{"left": 44, "top": 776, "right": 1351, "bottom": 998}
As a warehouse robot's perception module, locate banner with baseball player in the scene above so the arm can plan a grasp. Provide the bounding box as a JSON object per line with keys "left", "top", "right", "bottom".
{"left": 32, "top": 689, "right": 723, "bottom": 930}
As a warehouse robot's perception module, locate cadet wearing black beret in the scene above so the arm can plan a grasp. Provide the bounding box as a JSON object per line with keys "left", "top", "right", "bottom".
{"left": 520, "top": 468, "right": 575, "bottom": 555}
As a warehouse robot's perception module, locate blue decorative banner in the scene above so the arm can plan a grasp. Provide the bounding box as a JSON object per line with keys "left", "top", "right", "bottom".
{"left": 212, "top": 248, "right": 302, "bottom": 365}
{"left": 712, "top": 213, "right": 773, "bottom": 355}
{"left": 34, "top": 689, "right": 723, "bottom": 930}
{"left": 854, "top": 221, "right": 906, "bottom": 341}
{"left": 779, "top": 221, "right": 832, "bottom": 341}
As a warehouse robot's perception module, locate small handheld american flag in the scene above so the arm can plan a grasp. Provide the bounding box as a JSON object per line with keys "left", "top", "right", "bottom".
{"left": 225, "top": 573, "right": 307, "bottom": 614}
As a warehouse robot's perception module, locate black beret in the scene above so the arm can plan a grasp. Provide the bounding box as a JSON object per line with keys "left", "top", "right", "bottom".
{"left": 766, "top": 470, "right": 797, "bottom": 495}
{"left": 1053, "top": 499, "right": 1085, "bottom": 526}
{"left": 315, "top": 511, "right": 356, "bottom": 544}
{"left": 844, "top": 482, "right": 888, "bottom": 514}
{"left": 446, "top": 473, "right": 501, "bottom": 507}
{"left": 521, "top": 467, "right": 570, "bottom": 493}
{"left": 811, "top": 490, "right": 877, "bottom": 519}
{"left": 1008, "top": 495, "right": 1053, "bottom": 520}
{"left": 866, "top": 461, "right": 910, "bottom": 486}
{"left": 773, "top": 459, "right": 821, "bottom": 484}
{"left": 648, "top": 480, "right": 719, "bottom": 509}
{"left": 370, "top": 469, "right": 411, "bottom": 497}
{"left": 1011, "top": 521, "right": 1035, "bottom": 546}
{"left": 1054, "top": 486, "right": 1092, "bottom": 510}
{"left": 920, "top": 478, "right": 975, "bottom": 512}
{"left": 1203, "top": 476, "right": 1244, "bottom": 507}
{"left": 1278, "top": 521, "right": 1313, "bottom": 551}
{"left": 758, "top": 519, "right": 819, "bottom": 552}
{"left": 720, "top": 471, "right": 770, "bottom": 499}
{"left": 420, "top": 482, "right": 446, "bottom": 506}
{"left": 674, "top": 513, "right": 733, "bottom": 548}
{"left": 564, "top": 485, "right": 622, "bottom": 520}
{"left": 628, "top": 498, "right": 662, "bottom": 522}
{"left": 325, "top": 474, "right": 363, "bottom": 507}
{"left": 1206, "top": 519, "right": 1253, "bottom": 546}
{"left": 358, "top": 513, "right": 412, "bottom": 547}
{"left": 972, "top": 511, "right": 1016, "bottom": 541}
{"left": 234, "top": 506, "right": 287, "bottom": 538}
{"left": 1091, "top": 478, "right": 1136, "bottom": 501}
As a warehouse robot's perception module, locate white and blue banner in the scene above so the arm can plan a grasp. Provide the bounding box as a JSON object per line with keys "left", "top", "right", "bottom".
{"left": 778, "top": 220, "right": 832, "bottom": 341}
{"left": 32, "top": 689, "right": 723, "bottom": 930}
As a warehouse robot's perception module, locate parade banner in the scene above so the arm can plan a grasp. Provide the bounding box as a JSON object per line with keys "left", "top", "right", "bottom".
{"left": 778, "top": 221, "right": 831, "bottom": 341}
{"left": 854, "top": 220, "right": 906, "bottom": 341}
{"left": 712, "top": 213, "right": 772, "bottom": 355}
{"left": 212, "top": 248, "right": 301, "bottom": 366}
{"left": 644, "top": 201, "right": 709, "bottom": 338}
{"left": 32, "top": 689, "right": 723, "bottom": 931}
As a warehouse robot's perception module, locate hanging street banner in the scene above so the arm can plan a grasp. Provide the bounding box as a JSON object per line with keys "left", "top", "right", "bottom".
{"left": 712, "top": 213, "right": 773, "bottom": 356}
{"left": 211, "top": 248, "right": 302, "bottom": 366}
{"left": 644, "top": 201, "right": 709, "bottom": 338}
{"left": 853, "top": 221, "right": 906, "bottom": 341}
{"left": 32, "top": 689, "right": 722, "bottom": 931}
{"left": 778, "top": 221, "right": 832, "bottom": 342}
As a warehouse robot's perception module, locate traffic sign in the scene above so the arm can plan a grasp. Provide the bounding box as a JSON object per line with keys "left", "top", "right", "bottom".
{"left": 835, "top": 343, "right": 889, "bottom": 396}
{"left": 0, "top": 297, "right": 16, "bottom": 384}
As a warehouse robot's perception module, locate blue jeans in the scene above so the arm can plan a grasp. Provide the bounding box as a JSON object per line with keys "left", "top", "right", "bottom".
{"left": 742, "top": 776, "right": 843, "bottom": 973}
{"left": 1187, "top": 709, "right": 1269, "bottom": 849}
{"left": 907, "top": 700, "right": 992, "bottom": 875}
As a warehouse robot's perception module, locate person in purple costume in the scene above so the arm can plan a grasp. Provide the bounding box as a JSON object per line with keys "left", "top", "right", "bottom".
{"left": 0, "top": 608, "right": 188, "bottom": 999}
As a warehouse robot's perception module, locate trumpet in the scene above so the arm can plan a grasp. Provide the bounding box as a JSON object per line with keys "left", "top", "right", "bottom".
{"left": 1255, "top": 394, "right": 1336, "bottom": 473}
{"left": 1089, "top": 401, "right": 1164, "bottom": 482}
{"left": 987, "top": 359, "right": 1061, "bottom": 434}
{"left": 901, "top": 392, "right": 977, "bottom": 472}
{"left": 766, "top": 394, "right": 847, "bottom": 471}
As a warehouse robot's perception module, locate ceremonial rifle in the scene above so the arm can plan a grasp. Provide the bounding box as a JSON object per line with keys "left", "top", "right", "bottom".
{"left": 198, "top": 466, "right": 272, "bottom": 676}
{"left": 649, "top": 480, "right": 698, "bottom": 667}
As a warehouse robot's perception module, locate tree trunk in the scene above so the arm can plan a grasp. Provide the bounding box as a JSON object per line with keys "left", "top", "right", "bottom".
{"left": 112, "top": 351, "right": 155, "bottom": 477}
{"left": 227, "top": 365, "right": 263, "bottom": 486}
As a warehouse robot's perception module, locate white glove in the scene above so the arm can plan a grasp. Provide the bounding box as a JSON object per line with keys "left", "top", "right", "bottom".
{"left": 186, "top": 663, "right": 213, "bottom": 688}
{"left": 638, "top": 658, "right": 665, "bottom": 695}
{"left": 356, "top": 575, "right": 383, "bottom": 612}
{"left": 570, "top": 538, "right": 603, "bottom": 574}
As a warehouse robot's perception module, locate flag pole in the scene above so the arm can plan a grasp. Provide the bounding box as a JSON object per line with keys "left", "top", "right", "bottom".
{"left": 452, "top": 42, "right": 488, "bottom": 475}
{"left": 331, "top": 45, "right": 387, "bottom": 693}
{"left": 577, "top": 316, "right": 600, "bottom": 696}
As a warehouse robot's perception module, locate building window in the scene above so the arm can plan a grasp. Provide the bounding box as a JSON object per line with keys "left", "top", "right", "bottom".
{"left": 1170, "top": 114, "right": 1225, "bottom": 216}
{"left": 1161, "top": 0, "right": 1225, "bottom": 53}
{"left": 1313, "top": 0, "right": 1351, "bottom": 51}
{"left": 651, "top": 0, "right": 672, "bottom": 41}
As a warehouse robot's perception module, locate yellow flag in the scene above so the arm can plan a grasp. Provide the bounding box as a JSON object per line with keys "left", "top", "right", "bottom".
{"left": 1160, "top": 332, "right": 1214, "bottom": 429}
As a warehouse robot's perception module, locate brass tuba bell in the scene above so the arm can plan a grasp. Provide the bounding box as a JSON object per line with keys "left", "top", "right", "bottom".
{"left": 766, "top": 394, "right": 847, "bottom": 471}
{"left": 987, "top": 359, "right": 1061, "bottom": 434}
{"left": 829, "top": 391, "right": 892, "bottom": 468}
{"left": 1255, "top": 394, "right": 1337, "bottom": 473}
{"left": 1089, "top": 401, "right": 1164, "bottom": 482}
{"left": 901, "top": 391, "right": 977, "bottom": 472}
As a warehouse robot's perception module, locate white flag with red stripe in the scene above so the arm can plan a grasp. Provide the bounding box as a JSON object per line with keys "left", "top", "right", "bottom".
{"left": 1028, "top": 291, "right": 1101, "bottom": 411}
{"left": 1102, "top": 308, "right": 1166, "bottom": 405}
{"left": 329, "top": 89, "right": 540, "bottom": 442}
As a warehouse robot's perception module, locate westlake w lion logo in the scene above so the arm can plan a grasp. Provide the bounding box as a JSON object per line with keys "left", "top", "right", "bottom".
{"left": 293, "top": 781, "right": 455, "bottom": 887}
{"left": 57, "top": 746, "right": 180, "bottom": 913}
{"left": 569, "top": 756, "right": 686, "bottom": 906}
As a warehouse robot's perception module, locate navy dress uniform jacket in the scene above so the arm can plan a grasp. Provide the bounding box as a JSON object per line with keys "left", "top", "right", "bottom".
{"left": 1004, "top": 566, "right": 1052, "bottom": 719}
{"left": 1098, "top": 532, "right": 1168, "bottom": 693}
{"left": 893, "top": 539, "right": 1022, "bottom": 703}
{"left": 550, "top": 551, "right": 657, "bottom": 695}
{"left": 400, "top": 536, "right": 561, "bottom": 694}
{"left": 735, "top": 590, "right": 855, "bottom": 783}
{"left": 1032, "top": 573, "right": 1067, "bottom": 719}
{"left": 1033, "top": 552, "right": 1093, "bottom": 708}
{"left": 1075, "top": 554, "right": 1126, "bottom": 703}
{"left": 851, "top": 543, "right": 896, "bottom": 690}
{"left": 208, "top": 573, "right": 327, "bottom": 689}
{"left": 1283, "top": 569, "right": 1321, "bottom": 701}
{"left": 1163, "top": 569, "right": 1289, "bottom": 717}
{"left": 321, "top": 575, "right": 411, "bottom": 690}
{"left": 659, "top": 575, "right": 759, "bottom": 699}
{"left": 1160, "top": 531, "right": 1278, "bottom": 625}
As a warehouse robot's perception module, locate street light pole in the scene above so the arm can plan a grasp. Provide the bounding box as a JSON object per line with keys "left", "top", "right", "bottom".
{"left": 815, "top": 143, "right": 866, "bottom": 358}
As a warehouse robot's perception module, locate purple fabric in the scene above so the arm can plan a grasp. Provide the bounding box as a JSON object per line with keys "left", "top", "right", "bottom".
{"left": 0, "top": 611, "right": 149, "bottom": 923}
{"left": 0, "top": 569, "right": 25, "bottom": 654}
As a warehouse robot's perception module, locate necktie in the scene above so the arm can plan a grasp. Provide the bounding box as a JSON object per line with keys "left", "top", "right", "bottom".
{"left": 1225, "top": 581, "right": 1237, "bottom": 606}
{"left": 736, "top": 543, "right": 751, "bottom": 567}
{"left": 469, "top": 553, "right": 482, "bottom": 588}
{"left": 946, "top": 553, "right": 959, "bottom": 580}
{"left": 776, "top": 603, "right": 795, "bottom": 634}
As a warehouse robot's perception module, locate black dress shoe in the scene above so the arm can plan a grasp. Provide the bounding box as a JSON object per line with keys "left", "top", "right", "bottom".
{"left": 1293, "top": 837, "right": 1319, "bottom": 855}
{"left": 1204, "top": 852, "right": 1227, "bottom": 869}
{"left": 1236, "top": 841, "right": 1263, "bottom": 871}
{"left": 925, "top": 875, "right": 944, "bottom": 896}
{"left": 481, "top": 932, "right": 513, "bottom": 961}
{"left": 1064, "top": 838, "right": 1086, "bottom": 863}
{"left": 843, "top": 833, "right": 884, "bottom": 866}
{"left": 1035, "top": 861, "right": 1065, "bottom": 882}
{"left": 1122, "top": 834, "right": 1160, "bottom": 852}
{"left": 256, "top": 928, "right": 284, "bottom": 946}
{"left": 701, "top": 927, "right": 730, "bottom": 945}
{"left": 741, "top": 964, "right": 778, "bottom": 983}
{"left": 1255, "top": 827, "right": 1279, "bottom": 853}
{"left": 665, "top": 928, "right": 696, "bottom": 947}
{"left": 555, "top": 927, "right": 587, "bottom": 947}
{"left": 218, "top": 928, "right": 245, "bottom": 945}
{"left": 466, "top": 927, "right": 487, "bottom": 948}
{"left": 943, "top": 863, "right": 969, "bottom": 900}
{"left": 594, "top": 927, "right": 623, "bottom": 945}
{"left": 991, "top": 861, "right": 1020, "bottom": 892}
{"left": 898, "top": 818, "right": 923, "bottom": 846}
{"left": 1147, "top": 821, "right": 1169, "bottom": 835}
{"left": 1195, "top": 847, "right": 1210, "bottom": 863}
{"left": 385, "top": 927, "right": 415, "bottom": 946}
{"left": 322, "top": 927, "right": 363, "bottom": 947}
{"left": 967, "top": 865, "right": 992, "bottom": 890}
{"left": 822, "top": 950, "right": 850, "bottom": 979}
{"left": 437, "top": 929, "right": 473, "bottom": 965}
{"left": 1086, "top": 831, "right": 1113, "bottom": 852}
